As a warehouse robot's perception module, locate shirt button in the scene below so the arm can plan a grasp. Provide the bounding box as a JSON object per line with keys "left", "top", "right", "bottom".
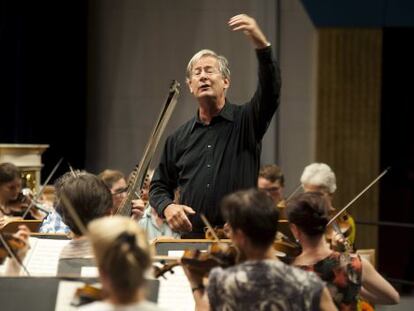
{"left": 207, "top": 164, "right": 211, "bottom": 168}
{"left": 207, "top": 145, "right": 212, "bottom": 148}
{"left": 206, "top": 184, "right": 210, "bottom": 188}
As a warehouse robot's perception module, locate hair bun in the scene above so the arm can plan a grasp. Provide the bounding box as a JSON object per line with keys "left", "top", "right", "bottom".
{"left": 117, "top": 232, "right": 137, "bottom": 249}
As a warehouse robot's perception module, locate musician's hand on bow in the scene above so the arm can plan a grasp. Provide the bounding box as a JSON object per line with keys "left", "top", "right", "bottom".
{"left": 228, "top": 14, "right": 270, "bottom": 49}
{"left": 13, "top": 225, "right": 30, "bottom": 258}
{"left": 330, "top": 231, "right": 347, "bottom": 252}
{"left": 164, "top": 204, "right": 195, "bottom": 232}
{"left": 131, "top": 199, "right": 146, "bottom": 220}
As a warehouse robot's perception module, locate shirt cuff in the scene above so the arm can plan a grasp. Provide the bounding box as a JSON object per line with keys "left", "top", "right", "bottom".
{"left": 156, "top": 198, "right": 174, "bottom": 218}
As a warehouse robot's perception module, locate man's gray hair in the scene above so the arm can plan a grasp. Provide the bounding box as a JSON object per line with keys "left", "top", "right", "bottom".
{"left": 300, "top": 163, "right": 337, "bottom": 194}
{"left": 186, "top": 49, "right": 231, "bottom": 81}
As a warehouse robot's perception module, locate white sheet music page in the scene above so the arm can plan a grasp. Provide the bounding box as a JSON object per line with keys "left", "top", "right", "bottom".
{"left": 22, "top": 237, "right": 70, "bottom": 276}
{"left": 54, "top": 280, "right": 84, "bottom": 311}
{"left": 157, "top": 265, "right": 195, "bottom": 311}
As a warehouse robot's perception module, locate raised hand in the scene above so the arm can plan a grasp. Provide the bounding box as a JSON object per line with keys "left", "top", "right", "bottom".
{"left": 228, "top": 14, "right": 270, "bottom": 49}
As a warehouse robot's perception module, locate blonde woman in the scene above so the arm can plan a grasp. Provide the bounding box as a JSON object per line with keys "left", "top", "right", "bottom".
{"left": 80, "top": 216, "right": 165, "bottom": 311}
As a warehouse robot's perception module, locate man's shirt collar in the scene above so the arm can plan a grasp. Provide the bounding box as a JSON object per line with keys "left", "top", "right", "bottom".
{"left": 190, "top": 100, "right": 234, "bottom": 133}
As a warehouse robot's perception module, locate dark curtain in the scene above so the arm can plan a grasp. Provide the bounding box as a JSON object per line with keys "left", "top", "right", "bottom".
{"left": 380, "top": 28, "right": 414, "bottom": 288}
{"left": 0, "top": 0, "right": 88, "bottom": 180}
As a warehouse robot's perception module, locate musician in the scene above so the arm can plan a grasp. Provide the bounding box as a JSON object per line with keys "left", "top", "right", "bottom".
{"left": 56, "top": 171, "right": 113, "bottom": 275}
{"left": 257, "top": 164, "right": 284, "bottom": 205}
{"left": 300, "top": 162, "right": 356, "bottom": 246}
{"left": 0, "top": 162, "right": 45, "bottom": 221}
{"left": 287, "top": 192, "right": 400, "bottom": 309}
{"left": 0, "top": 225, "right": 30, "bottom": 276}
{"left": 150, "top": 14, "right": 281, "bottom": 237}
{"left": 183, "top": 189, "right": 337, "bottom": 310}
{"left": 138, "top": 171, "right": 180, "bottom": 240}
{"left": 99, "top": 169, "right": 145, "bottom": 219}
{"left": 79, "top": 216, "right": 164, "bottom": 311}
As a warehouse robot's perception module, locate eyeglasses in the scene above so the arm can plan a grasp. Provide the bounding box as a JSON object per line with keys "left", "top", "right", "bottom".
{"left": 258, "top": 187, "right": 281, "bottom": 194}
{"left": 111, "top": 187, "right": 128, "bottom": 196}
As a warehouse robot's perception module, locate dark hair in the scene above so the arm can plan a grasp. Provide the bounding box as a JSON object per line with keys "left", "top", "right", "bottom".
{"left": 56, "top": 172, "right": 112, "bottom": 235}
{"left": 220, "top": 188, "right": 279, "bottom": 248}
{"left": 286, "top": 192, "right": 330, "bottom": 236}
{"left": 259, "top": 164, "right": 284, "bottom": 186}
{"left": 0, "top": 163, "right": 20, "bottom": 185}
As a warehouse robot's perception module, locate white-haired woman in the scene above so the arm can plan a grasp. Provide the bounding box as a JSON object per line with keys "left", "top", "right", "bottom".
{"left": 300, "top": 163, "right": 356, "bottom": 246}
{"left": 79, "top": 216, "right": 165, "bottom": 311}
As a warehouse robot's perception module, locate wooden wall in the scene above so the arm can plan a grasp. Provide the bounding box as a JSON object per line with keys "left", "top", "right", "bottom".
{"left": 316, "top": 29, "right": 382, "bottom": 250}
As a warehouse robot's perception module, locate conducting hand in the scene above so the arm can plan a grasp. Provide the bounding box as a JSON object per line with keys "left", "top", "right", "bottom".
{"left": 228, "top": 14, "right": 270, "bottom": 49}
{"left": 164, "top": 204, "right": 195, "bottom": 232}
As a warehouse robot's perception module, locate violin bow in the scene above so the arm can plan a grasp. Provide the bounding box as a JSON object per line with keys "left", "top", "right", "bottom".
{"left": 0, "top": 231, "right": 31, "bottom": 276}
{"left": 68, "top": 162, "right": 79, "bottom": 178}
{"left": 59, "top": 192, "right": 88, "bottom": 236}
{"left": 200, "top": 214, "right": 220, "bottom": 242}
{"left": 286, "top": 183, "right": 302, "bottom": 201}
{"left": 22, "top": 157, "right": 63, "bottom": 219}
{"left": 116, "top": 80, "right": 180, "bottom": 216}
{"left": 327, "top": 167, "right": 390, "bottom": 227}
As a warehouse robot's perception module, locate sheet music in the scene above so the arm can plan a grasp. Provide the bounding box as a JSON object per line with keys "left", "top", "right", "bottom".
{"left": 157, "top": 266, "right": 195, "bottom": 311}
{"left": 54, "top": 280, "right": 84, "bottom": 311}
{"left": 81, "top": 266, "right": 98, "bottom": 277}
{"left": 23, "top": 237, "right": 70, "bottom": 276}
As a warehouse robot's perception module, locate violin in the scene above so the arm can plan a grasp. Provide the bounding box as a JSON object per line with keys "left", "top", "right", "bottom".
{"left": 273, "top": 235, "right": 302, "bottom": 260}
{"left": 154, "top": 242, "right": 241, "bottom": 279}
{"left": 4, "top": 191, "right": 46, "bottom": 220}
{"left": 325, "top": 209, "right": 354, "bottom": 253}
{"left": 204, "top": 226, "right": 229, "bottom": 240}
{"left": 0, "top": 232, "right": 27, "bottom": 264}
{"left": 71, "top": 284, "right": 104, "bottom": 307}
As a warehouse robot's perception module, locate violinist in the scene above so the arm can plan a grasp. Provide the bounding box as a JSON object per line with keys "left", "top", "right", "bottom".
{"left": 79, "top": 215, "right": 165, "bottom": 311}
{"left": 286, "top": 192, "right": 400, "bottom": 309}
{"left": 137, "top": 171, "right": 180, "bottom": 240}
{"left": 300, "top": 163, "right": 356, "bottom": 247}
{"left": 0, "top": 162, "right": 45, "bottom": 221}
{"left": 99, "top": 169, "right": 145, "bottom": 220}
{"left": 0, "top": 225, "right": 30, "bottom": 276}
{"left": 183, "top": 189, "right": 337, "bottom": 311}
{"left": 257, "top": 164, "right": 284, "bottom": 206}
{"left": 56, "top": 171, "right": 113, "bottom": 275}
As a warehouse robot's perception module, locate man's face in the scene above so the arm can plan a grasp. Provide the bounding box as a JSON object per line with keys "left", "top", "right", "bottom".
{"left": 258, "top": 177, "right": 283, "bottom": 204}
{"left": 0, "top": 178, "right": 22, "bottom": 202}
{"left": 110, "top": 178, "right": 127, "bottom": 210}
{"left": 187, "top": 56, "right": 230, "bottom": 101}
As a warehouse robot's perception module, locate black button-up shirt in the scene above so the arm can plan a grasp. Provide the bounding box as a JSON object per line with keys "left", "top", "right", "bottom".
{"left": 150, "top": 46, "right": 281, "bottom": 234}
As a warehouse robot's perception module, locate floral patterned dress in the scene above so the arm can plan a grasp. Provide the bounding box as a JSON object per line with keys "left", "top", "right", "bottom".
{"left": 297, "top": 252, "right": 362, "bottom": 311}
{"left": 208, "top": 259, "right": 324, "bottom": 311}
